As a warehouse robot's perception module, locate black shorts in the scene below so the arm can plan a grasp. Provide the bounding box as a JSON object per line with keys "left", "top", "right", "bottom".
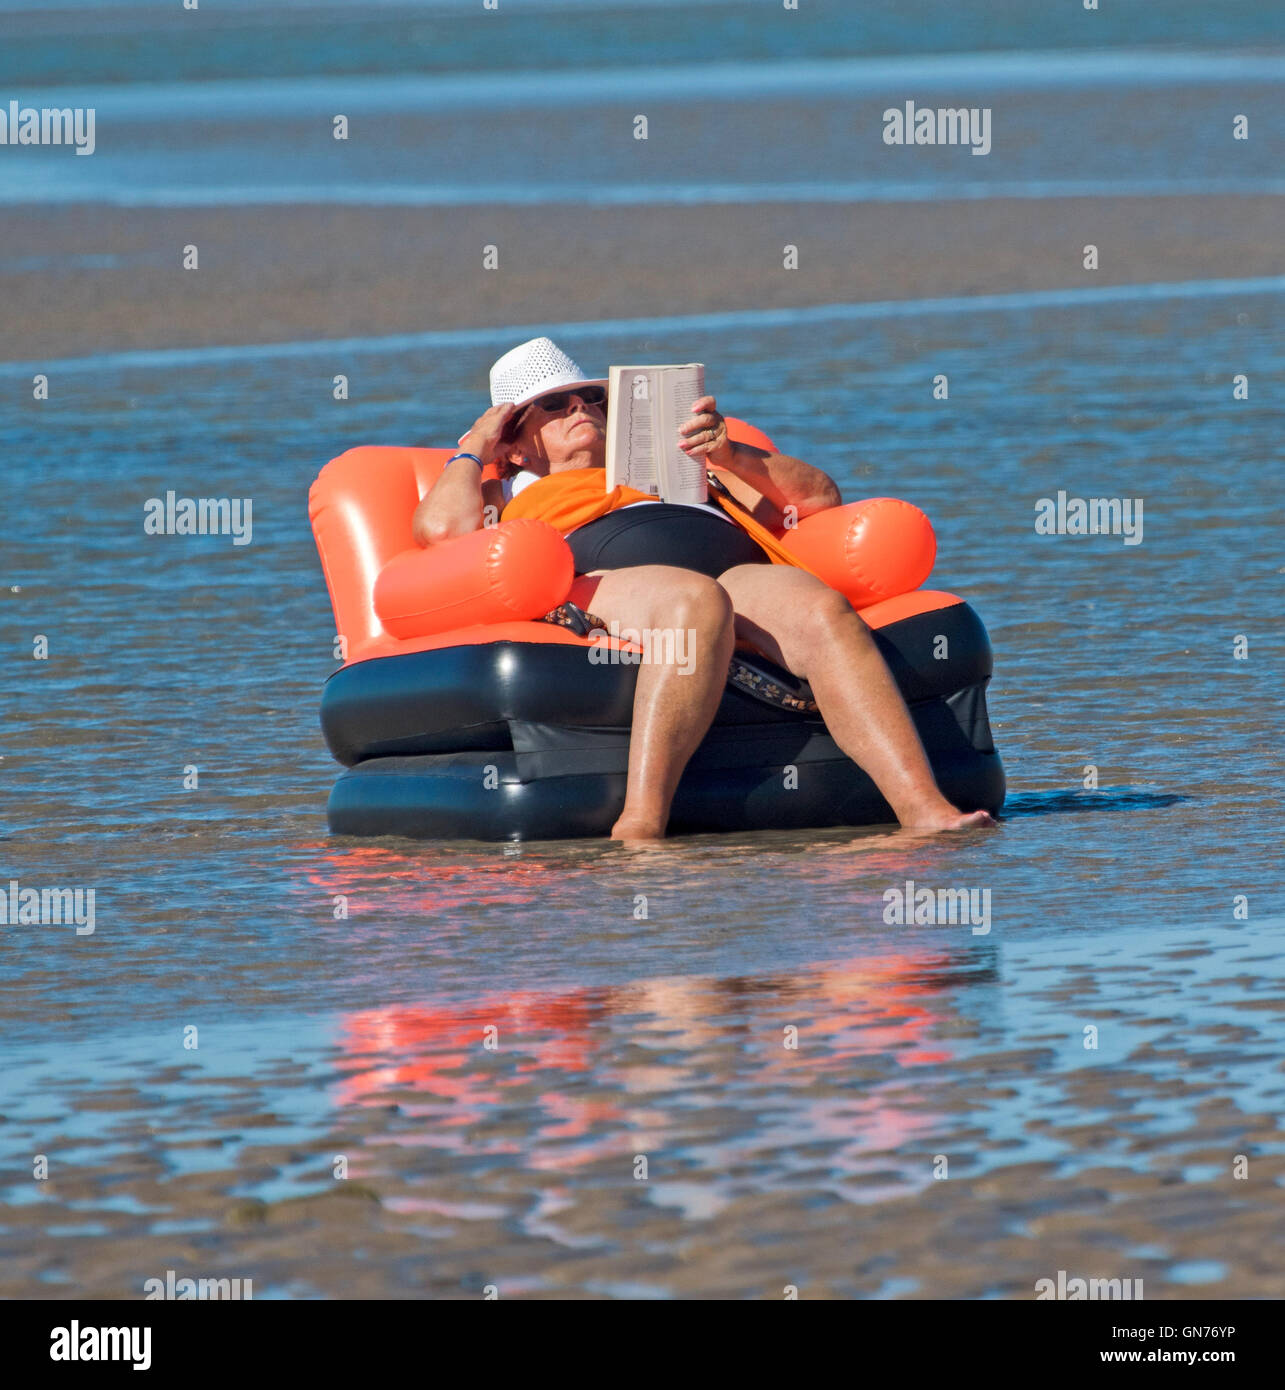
{"left": 565, "top": 503, "right": 770, "bottom": 579}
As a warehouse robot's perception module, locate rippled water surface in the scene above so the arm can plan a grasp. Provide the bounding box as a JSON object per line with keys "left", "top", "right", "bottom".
{"left": 4, "top": 0, "right": 1284, "bottom": 207}
{"left": 3, "top": 288, "right": 1283, "bottom": 1296}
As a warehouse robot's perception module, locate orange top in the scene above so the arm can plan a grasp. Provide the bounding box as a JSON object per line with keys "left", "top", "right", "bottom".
{"left": 500, "top": 467, "right": 813, "bottom": 571}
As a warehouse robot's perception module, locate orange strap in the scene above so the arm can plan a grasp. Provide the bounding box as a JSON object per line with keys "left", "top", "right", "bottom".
{"left": 704, "top": 478, "right": 818, "bottom": 573}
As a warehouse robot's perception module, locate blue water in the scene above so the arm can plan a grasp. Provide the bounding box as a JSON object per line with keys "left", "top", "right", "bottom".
{"left": 2, "top": 1, "right": 1283, "bottom": 205}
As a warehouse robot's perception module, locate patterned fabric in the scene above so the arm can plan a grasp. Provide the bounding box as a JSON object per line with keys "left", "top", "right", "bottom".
{"left": 539, "top": 601, "right": 609, "bottom": 637}
{"left": 726, "top": 654, "right": 819, "bottom": 714}
{"left": 540, "top": 604, "right": 819, "bottom": 715}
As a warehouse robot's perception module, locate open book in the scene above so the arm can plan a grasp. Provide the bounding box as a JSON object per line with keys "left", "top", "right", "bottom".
{"left": 604, "top": 363, "right": 707, "bottom": 506}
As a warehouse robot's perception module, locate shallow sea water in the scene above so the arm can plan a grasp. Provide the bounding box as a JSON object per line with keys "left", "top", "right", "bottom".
{"left": 3, "top": 0, "right": 1285, "bottom": 209}
{"left": 3, "top": 289, "right": 1283, "bottom": 1296}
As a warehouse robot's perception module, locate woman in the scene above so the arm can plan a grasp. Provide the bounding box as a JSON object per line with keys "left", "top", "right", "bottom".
{"left": 415, "top": 338, "right": 994, "bottom": 842}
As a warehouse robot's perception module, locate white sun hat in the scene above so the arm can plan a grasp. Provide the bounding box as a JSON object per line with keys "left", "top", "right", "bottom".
{"left": 488, "top": 336, "right": 607, "bottom": 409}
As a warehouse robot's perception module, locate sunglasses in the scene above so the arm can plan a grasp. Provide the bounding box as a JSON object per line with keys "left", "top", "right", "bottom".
{"left": 524, "top": 385, "right": 607, "bottom": 415}
{"left": 503, "top": 385, "right": 608, "bottom": 441}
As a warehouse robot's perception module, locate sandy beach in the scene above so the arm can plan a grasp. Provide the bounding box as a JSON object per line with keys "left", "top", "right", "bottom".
{"left": 7, "top": 1153, "right": 1283, "bottom": 1300}
{"left": 5, "top": 195, "right": 1282, "bottom": 362}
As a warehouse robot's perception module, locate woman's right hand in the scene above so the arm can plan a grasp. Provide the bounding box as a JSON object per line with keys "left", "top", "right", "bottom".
{"left": 458, "top": 402, "right": 518, "bottom": 467}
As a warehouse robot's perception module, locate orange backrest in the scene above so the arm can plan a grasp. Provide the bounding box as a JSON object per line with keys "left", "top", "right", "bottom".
{"left": 309, "top": 446, "right": 457, "bottom": 655}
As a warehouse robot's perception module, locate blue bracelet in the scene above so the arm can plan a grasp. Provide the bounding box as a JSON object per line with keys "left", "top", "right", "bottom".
{"left": 447, "top": 452, "right": 485, "bottom": 469}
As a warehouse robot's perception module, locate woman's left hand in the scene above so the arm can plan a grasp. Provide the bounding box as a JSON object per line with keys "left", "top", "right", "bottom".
{"left": 679, "top": 395, "right": 732, "bottom": 466}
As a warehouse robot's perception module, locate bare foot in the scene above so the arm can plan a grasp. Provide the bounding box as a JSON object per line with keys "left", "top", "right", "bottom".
{"left": 898, "top": 805, "right": 997, "bottom": 833}
{"left": 609, "top": 814, "right": 667, "bottom": 843}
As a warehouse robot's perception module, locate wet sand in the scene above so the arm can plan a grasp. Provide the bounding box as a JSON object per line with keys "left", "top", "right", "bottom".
{"left": 8, "top": 1158, "right": 1283, "bottom": 1299}
{"left": 4, "top": 195, "right": 1282, "bottom": 362}
{"left": 6, "top": 939, "right": 1284, "bottom": 1301}
{"left": 6, "top": 248, "right": 1284, "bottom": 1300}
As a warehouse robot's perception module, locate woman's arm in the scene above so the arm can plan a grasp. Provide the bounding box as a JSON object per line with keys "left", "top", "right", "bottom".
{"left": 680, "top": 396, "right": 842, "bottom": 527}
{"left": 715, "top": 443, "right": 841, "bottom": 522}
{"left": 412, "top": 403, "right": 515, "bottom": 546}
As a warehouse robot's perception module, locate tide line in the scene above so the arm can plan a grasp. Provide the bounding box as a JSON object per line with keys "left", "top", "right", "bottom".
{"left": 13, "top": 50, "right": 1285, "bottom": 121}
{"left": 4, "top": 274, "right": 1284, "bottom": 378}
{"left": 4, "top": 177, "right": 1285, "bottom": 209}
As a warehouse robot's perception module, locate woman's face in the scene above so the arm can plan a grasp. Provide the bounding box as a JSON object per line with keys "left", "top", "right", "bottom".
{"left": 507, "top": 389, "right": 607, "bottom": 472}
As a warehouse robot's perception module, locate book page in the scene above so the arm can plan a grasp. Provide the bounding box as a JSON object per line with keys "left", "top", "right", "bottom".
{"left": 605, "top": 364, "right": 706, "bottom": 504}
{"left": 658, "top": 364, "right": 707, "bottom": 506}
{"left": 605, "top": 365, "right": 658, "bottom": 495}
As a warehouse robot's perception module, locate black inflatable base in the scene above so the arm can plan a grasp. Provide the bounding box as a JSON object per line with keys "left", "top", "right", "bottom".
{"left": 327, "top": 691, "right": 1006, "bottom": 842}
{"left": 320, "top": 600, "right": 1005, "bottom": 842}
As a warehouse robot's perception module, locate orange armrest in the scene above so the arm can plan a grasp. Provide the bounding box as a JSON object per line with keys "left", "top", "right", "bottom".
{"left": 373, "top": 519, "right": 575, "bottom": 640}
{"left": 779, "top": 498, "right": 937, "bottom": 608}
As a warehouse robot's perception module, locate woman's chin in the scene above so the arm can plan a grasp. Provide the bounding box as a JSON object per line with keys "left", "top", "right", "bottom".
{"left": 566, "top": 426, "right": 605, "bottom": 452}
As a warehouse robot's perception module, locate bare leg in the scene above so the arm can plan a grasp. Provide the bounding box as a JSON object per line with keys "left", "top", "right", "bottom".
{"left": 571, "top": 566, "right": 735, "bottom": 841}
{"left": 718, "top": 565, "right": 995, "bottom": 831}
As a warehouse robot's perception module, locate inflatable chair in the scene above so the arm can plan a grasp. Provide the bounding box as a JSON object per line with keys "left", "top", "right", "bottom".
{"left": 310, "top": 420, "right": 1004, "bottom": 840}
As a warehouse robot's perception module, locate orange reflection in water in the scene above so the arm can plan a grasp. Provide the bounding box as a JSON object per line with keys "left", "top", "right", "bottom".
{"left": 302, "top": 841, "right": 580, "bottom": 915}
{"left": 333, "top": 946, "right": 970, "bottom": 1179}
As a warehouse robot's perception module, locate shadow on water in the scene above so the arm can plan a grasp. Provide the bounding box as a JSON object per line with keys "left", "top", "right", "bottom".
{"left": 1001, "top": 788, "right": 1188, "bottom": 818}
